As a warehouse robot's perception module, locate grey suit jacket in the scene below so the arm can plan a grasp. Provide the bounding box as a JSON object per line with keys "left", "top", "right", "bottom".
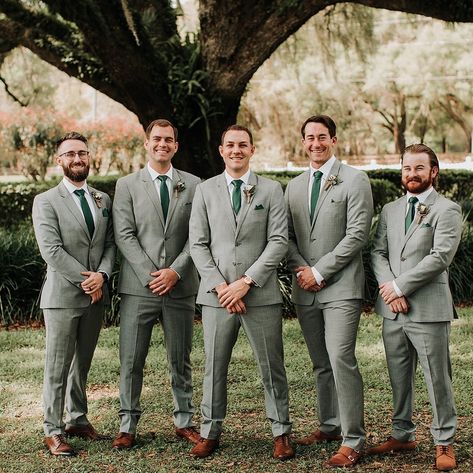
{"left": 32, "top": 182, "right": 116, "bottom": 309}
{"left": 371, "top": 189, "right": 462, "bottom": 322}
{"left": 285, "top": 160, "right": 373, "bottom": 305}
{"left": 113, "top": 167, "right": 200, "bottom": 299}
{"left": 189, "top": 171, "right": 288, "bottom": 307}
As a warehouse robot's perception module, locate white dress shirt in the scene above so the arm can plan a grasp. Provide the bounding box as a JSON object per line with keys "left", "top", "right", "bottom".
{"left": 224, "top": 169, "right": 251, "bottom": 199}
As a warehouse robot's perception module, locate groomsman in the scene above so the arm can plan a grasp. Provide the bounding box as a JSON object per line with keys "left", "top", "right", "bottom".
{"left": 33, "top": 132, "right": 115, "bottom": 455}
{"left": 189, "top": 124, "right": 293, "bottom": 460}
{"left": 112, "top": 119, "right": 201, "bottom": 449}
{"left": 370, "top": 144, "right": 462, "bottom": 472}
{"left": 285, "top": 115, "right": 373, "bottom": 467}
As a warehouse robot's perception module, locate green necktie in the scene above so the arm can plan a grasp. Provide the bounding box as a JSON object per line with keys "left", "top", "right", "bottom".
{"left": 74, "top": 189, "right": 95, "bottom": 238}
{"left": 310, "top": 171, "right": 323, "bottom": 222}
{"left": 158, "top": 175, "right": 169, "bottom": 221}
{"left": 232, "top": 179, "right": 243, "bottom": 214}
{"left": 405, "top": 196, "right": 419, "bottom": 233}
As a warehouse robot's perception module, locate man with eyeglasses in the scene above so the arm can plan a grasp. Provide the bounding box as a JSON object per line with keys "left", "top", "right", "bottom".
{"left": 32, "top": 131, "right": 115, "bottom": 456}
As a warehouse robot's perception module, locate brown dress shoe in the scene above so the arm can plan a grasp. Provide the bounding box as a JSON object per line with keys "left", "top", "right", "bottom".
{"left": 273, "top": 434, "right": 295, "bottom": 461}
{"left": 44, "top": 434, "right": 76, "bottom": 456}
{"left": 176, "top": 427, "right": 200, "bottom": 444}
{"left": 111, "top": 432, "right": 136, "bottom": 450}
{"left": 190, "top": 437, "right": 219, "bottom": 458}
{"left": 295, "top": 429, "right": 342, "bottom": 446}
{"left": 327, "top": 446, "right": 361, "bottom": 468}
{"left": 436, "top": 445, "right": 456, "bottom": 471}
{"left": 366, "top": 436, "right": 417, "bottom": 455}
{"left": 65, "top": 423, "right": 110, "bottom": 441}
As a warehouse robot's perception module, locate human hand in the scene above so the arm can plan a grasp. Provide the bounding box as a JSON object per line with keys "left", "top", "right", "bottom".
{"left": 149, "top": 268, "right": 179, "bottom": 295}
{"left": 218, "top": 279, "right": 251, "bottom": 308}
{"left": 379, "top": 281, "right": 399, "bottom": 305}
{"left": 81, "top": 271, "right": 104, "bottom": 294}
{"left": 389, "top": 296, "right": 409, "bottom": 314}
{"left": 90, "top": 287, "right": 103, "bottom": 304}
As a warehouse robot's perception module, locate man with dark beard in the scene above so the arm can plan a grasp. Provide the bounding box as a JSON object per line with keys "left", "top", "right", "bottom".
{"left": 370, "top": 144, "right": 462, "bottom": 472}
{"left": 32, "top": 132, "right": 115, "bottom": 456}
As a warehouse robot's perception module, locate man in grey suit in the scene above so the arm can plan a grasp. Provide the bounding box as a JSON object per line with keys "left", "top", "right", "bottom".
{"left": 189, "top": 124, "right": 293, "bottom": 460}
{"left": 32, "top": 132, "right": 115, "bottom": 456}
{"left": 370, "top": 144, "right": 462, "bottom": 472}
{"left": 285, "top": 115, "right": 373, "bottom": 467}
{"left": 112, "top": 119, "right": 201, "bottom": 449}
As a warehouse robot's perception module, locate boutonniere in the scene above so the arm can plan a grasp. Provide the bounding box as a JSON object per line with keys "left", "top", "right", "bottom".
{"left": 324, "top": 174, "right": 343, "bottom": 191}
{"left": 91, "top": 191, "right": 103, "bottom": 208}
{"left": 173, "top": 180, "right": 186, "bottom": 197}
{"left": 243, "top": 184, "right": 256, "bottom": 203}
{"left": 416, "top": 203, "right": 430, "bottom": 224}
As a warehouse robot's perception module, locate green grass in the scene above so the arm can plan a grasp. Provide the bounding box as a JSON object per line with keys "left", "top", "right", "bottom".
{"left": 0, "top": 309, "right": 472, "bottom": 472}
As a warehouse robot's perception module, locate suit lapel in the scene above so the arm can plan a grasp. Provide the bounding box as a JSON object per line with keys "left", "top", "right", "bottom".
{"left": 235, "top": 172, "right": 257, "bottom": 238}
{"left": 165, "top": 168, "right": 182, "bottom": 227}
{"left": 88, "top": 185, "right": 104, "bottom": 243}
{"left": 217, "top": 173, "right": 237, "bottom": 233}
{"left": 141, "top": 167, "right": 165, "bottom": 227}
{"left": 295, "top": 170, "right": 311, "bottom": 231}
{"left": 58, "top": 182, "right": 91, "bottom": 239}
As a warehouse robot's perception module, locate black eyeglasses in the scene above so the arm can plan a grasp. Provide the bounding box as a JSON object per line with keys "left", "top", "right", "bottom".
{"left": 58, "top": 150, "right": 90, "bottom": 159}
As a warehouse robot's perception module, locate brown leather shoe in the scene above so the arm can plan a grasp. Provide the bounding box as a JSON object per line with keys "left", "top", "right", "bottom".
{"left": 44, "top": 434, "right": 76, "bottom": 456}
{"left": 436, "top": 445, "right": 456, "bottom": 471}
{"left": 295, "top": 429, "right": 342, "bottom": 446}
{"left": 111, "top": 432, "right": 136, "bottom": 450}
{"left": 327, "top": 446, "right": 361, "bottom": 468}
{"left": 366, "top": 436, "right": 417, "bottom": 455}
{"left": 176, "top": 427, "right": 200, "bottom": 444}
{"left": 65, "top": 423, "right": 110, "bottom": 441}
{"left": 273, "top": 434, "right": 295, "bottom": 461}
{"left": 190, "top": 437, "right": 219, "bottom": 458}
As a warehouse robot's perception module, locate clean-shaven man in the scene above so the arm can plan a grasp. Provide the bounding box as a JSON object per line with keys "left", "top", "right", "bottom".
{"left": 189, "top": 124, "right": 293, "bottom": 461}
{"left": 369, "top": 144, "right": 462, "bottom": 472}
{"left": 285, "top": 115, "right": 373, "bottom": 467}
{"left": 112, "top": 119, "right": 201, "bottom": 449}
{"left": 32, "top": 132, "right": 115, "bottom": 456}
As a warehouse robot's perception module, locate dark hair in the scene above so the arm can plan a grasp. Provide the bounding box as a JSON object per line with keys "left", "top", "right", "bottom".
{"left": 221, "top": 124, "right": 253, "bottom": 145}
{"left": 401, "top": 143, "right": 439, "bottom": 170}
{"left": 56, "top": 132, "right": 88, "bottom": 152}
{"left": 300, "top": 115, "right": 337, "bottom": 138}
{"left": 145, "top": 119, "right": 178, "bottom": 140}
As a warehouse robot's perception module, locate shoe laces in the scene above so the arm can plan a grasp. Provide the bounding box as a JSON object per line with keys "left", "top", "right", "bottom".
{"left": 52, "top": 434, "right": 66, "bottom": 445}
{"left": 439, "top": 445, "right": 451, "bottom": 455}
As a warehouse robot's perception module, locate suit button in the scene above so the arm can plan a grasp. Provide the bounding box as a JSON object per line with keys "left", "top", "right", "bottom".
{"left": 164, "top": 237, "right": 169, "bottom": 241}
{"left": 235, "top": 242, "right": 240, "bottom": 247}
{"left": 401, "top": 257, "right": 406, "bottom": 261}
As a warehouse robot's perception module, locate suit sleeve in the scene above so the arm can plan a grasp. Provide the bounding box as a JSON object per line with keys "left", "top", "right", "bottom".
{"left": 395, "top": 203, "right": 462, "bottom": 296}
{"left": 244, "top": 182, "right": 288, "bottom": 286}
{"left": 113, "top": 178, "right": 157, "bottom": 287}
{"left": 315, "top": 172, "right": 373, "bottom": 280}
{"left": 371, "top": 205, "right": 396, "bottom": 284}
{"left": 32, "top": 194, "right": 88, "bottom": 287}
{"left": 189, "top": 184, "right": 227, "bottom": 292}
{"left": 97, "top": 194, "right": 116, "bottom": 276}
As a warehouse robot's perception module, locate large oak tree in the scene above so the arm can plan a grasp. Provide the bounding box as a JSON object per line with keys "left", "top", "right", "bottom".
{"left": 1, "top": 1, "right": 473, "bottom": 177}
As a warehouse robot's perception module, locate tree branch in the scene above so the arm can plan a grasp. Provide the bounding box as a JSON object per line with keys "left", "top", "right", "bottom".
{"left": 0, "top": 74, "right": 28, "bottom": 106}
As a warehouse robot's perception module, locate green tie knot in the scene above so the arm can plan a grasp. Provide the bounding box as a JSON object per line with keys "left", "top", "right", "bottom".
{"left": 408, "top": 196, "right": 418, "bottom": 205}
{"left": 74, "top": 189, "right": 85, "bottom": 197}
{"left": 158, "top": 175, "right": 167, "bottom": 183}
{"left": 313, "top": 171, "right": 323, "bottom": 181}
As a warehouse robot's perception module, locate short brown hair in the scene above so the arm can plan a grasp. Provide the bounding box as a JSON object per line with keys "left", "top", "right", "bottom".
{"left": 401, "top": 143, "right": 439, "bottom": 170}
{"left": 301, "top": 115, "right": 337, "bottom": 138}
{"left": 56, "top": 132, "right": 87, "bottom": 152}
{"left": 221, "top": 124, "right": 253, "bottom": 145}
{"left": 145, "top": 119, "right": 178, "bottom": 140}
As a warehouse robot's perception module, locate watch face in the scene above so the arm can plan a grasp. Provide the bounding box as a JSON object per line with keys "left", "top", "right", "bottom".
{"left": 244, "top": 276, "right": 252, "bottom": 285}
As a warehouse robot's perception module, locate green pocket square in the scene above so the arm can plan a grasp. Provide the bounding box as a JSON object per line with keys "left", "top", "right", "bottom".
{"left": 102, "top": 208, "right": 110, "bottom": 217}
{"left": 421, "top": 222, "right": 431, "bottom": 228}
{"left": 254, "top": 204, "right": 264, "bottom": 210}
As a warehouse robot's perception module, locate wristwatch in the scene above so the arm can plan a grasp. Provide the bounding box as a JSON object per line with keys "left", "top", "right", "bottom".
{"left": 242, "top": 275, "right": 254, "bottom": 286}
{"left": 99, "top": 271, "right": 109, "bottom": 283}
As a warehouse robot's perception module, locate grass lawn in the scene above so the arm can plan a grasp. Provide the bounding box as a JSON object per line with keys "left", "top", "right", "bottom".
{"left": 0, "top": 308, "right": 472, "bottom": 473}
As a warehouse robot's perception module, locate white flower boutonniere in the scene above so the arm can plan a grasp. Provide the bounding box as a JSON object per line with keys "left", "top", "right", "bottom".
{"left": 174, "top": 181, "right": 186, "bottom": 197}
{"left": 416, "top": 203, "right": 430, "bottom": 224}
{"left": 243, "top": 184, "right": 256, "bottom": 203}
{"left": 91, "top": 191, "right": 103, "bottom": 208}
{"left": 324, "top": 174, "right": 343, "bottom": 191}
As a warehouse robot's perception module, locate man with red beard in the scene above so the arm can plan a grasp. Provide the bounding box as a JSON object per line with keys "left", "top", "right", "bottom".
{"left": 32, "top": 132, "right": 115, "bottom": 456}
{"left": 370, "top": 144, "right": 462, "bottom": 471}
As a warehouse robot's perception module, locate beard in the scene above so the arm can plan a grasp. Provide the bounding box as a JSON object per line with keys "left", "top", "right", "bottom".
{"left": 402, "top": 176, "right": 433, "bottom": 194}
{"left": 62, "top": 162, "right": 89, "bottom": 182}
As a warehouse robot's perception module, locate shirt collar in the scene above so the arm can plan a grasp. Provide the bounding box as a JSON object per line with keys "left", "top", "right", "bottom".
{"left": 63, "top": 177, "right": 89, "bottom": 195}
{"left": 406, "top": 186, "right": 434, "bottom": 204}
{"left": 147, "top": 162, "right": 174, "bottom": 181}
{"left": 224, "top": 169, "right": 251, "bottom": 187}
{"left": 310, "top": 155, "right": 336, "bottom": 178}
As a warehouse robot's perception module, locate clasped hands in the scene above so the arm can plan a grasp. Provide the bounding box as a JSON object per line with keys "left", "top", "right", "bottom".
{"left": 379, "top": 281, "right": 409, "bottom": 314}
{"left": 216, "top": 279, "right": 250, "bottom": 314}
{"left": 81, "top": 271, "right": 105, "bottom": 304}
{"left": 295, "top": 266, "right": 325, "bottom": 292}
{"left": 149, "top": 268, "right": 179, "bottom": 296}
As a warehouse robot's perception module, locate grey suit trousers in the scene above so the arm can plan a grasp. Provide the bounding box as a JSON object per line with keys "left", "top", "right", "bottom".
{"left": 382, "top": 315, "right": 456, "bottom": 444}
{"left": 296, "top": 299, "right": 365, "bottom": 450}
{"left": 200, "top": 304, "right": 291, "bottom": 439}
{"left": 43, "top": 304, "right": 104, "bottom": 436}
{"left": 118, "top": 294, "right": 195, "bottom": 433}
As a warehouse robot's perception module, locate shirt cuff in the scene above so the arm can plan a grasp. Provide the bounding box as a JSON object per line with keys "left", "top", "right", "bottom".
{"left": 392, "top": 280, "right": 403, "bottom": 297}
{"left": 311, "top": 266, "right": 325, "bottom": 285}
